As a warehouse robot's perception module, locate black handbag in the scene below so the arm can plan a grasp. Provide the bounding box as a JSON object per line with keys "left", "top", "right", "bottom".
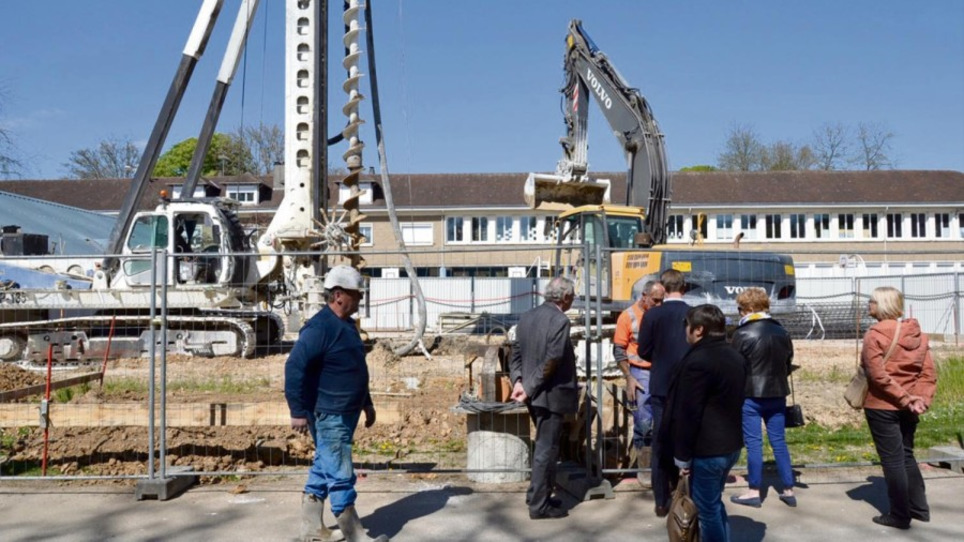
{"left": 785, "top": 373, "right": 805, "bottom": 428}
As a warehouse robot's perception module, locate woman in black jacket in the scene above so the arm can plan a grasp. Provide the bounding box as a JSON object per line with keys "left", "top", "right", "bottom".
{"left": 729, "top": 288, "right": 797, "bottom": 508}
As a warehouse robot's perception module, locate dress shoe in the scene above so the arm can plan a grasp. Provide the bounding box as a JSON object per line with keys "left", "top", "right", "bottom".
{"left": 910, "top": 510, "right": 930, "bottom": 522}
{"left": 655, "top": 505, "right": 670, "bottom": 518}
{"left": 525, "top": 496, "right": 562, "bottom": 508}
{"left": 872, "top": 514, "right": 910, "bottom": 530}
{"left": 529, "top": 505, "right": 568, "bottom": 520}
{"left": 778, "top": 494, "right": 797, "bottom": 508}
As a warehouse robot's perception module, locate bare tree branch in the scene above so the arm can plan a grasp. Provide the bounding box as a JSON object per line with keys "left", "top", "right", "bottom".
{"left": 811, "top": 122, "right": 850, "bottom": 170}
{"left": 717, "top": 123, "right": 765, "bottom": 171}
{"left": 63, "top": 137, "right": 142, "bottom": 179}
{"left": 852, "top": 121, "right": 895, "bottom": 170}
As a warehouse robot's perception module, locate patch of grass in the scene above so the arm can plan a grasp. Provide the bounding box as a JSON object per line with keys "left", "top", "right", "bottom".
{"left": 780, "top": 356, "right": 964, "bottom": 465}
{"left": 103, "top": 376, "right": 271, "bottom": 396}
{"left": 53, "top": 382, "right": 90, "bottom": 403}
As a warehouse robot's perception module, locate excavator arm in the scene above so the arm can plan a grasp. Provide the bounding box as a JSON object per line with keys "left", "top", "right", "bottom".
{"left": 527, "top": 19, "right": 671, "bottom": 245}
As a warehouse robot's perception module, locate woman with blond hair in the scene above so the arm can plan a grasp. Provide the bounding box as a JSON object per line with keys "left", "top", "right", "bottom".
{"left": 861, "top": 286, "right": 937, "bottom": 530}
{"left": 729, "top": 287, "right": 796, "bottom": 508}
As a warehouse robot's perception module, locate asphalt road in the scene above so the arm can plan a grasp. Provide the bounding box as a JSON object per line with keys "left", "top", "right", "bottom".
{"left": 1, "top": 466, "right": 962, "bottom": 541}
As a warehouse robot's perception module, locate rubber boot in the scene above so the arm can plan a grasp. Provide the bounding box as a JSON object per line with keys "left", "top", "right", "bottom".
{"left": 636, "top": 446, "right": 652, "bottom": 488}
{"left": 301, "top": 493, "right": 344, "bottom": 542}
{"left": 335, "top": 505, "right": 389, "bottom": 542}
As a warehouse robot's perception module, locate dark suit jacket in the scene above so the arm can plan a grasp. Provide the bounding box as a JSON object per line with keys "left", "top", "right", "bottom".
{"left": 509, "top": 301, "right": 579, "bottom": 414}
{"left": 637, "top": 299, "right": 691, "bottom": 398}
{"left": 659, "top": 336, "right": 746, "bottom": 467}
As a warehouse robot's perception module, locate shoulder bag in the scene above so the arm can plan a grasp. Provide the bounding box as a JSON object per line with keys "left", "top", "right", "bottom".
{"left": 667, "top": 473, "right": 700, "bottom": 542}
{"left": 785, "top": 373, "right": 805, "bottom": 428}
{"left": 844, "top": 319, "right": 901, "bottom": 409}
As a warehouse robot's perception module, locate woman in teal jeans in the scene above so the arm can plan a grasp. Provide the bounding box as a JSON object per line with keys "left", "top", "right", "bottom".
{"left": 729, "top": 288, "right": 797, "bottom": 508}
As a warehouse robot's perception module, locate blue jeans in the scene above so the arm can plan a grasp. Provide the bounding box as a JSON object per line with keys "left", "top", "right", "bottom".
{"left": 691, "top": 450, "right": 741, "bottom": 542}
{"left": 741, "top": 397, "right": 794, "bottom": 491}
{"left": 305, "top": 411, "right": 360, "bottom": 516}
{"left": 629, "top": 366, "right": 653, "bottom": 448}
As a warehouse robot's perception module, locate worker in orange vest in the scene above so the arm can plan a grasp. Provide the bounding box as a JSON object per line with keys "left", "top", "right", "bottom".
{"left": 614, "top": 279, "right": 665, "bottom": 484}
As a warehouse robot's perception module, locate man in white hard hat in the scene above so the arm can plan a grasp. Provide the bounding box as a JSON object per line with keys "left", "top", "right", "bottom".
{"left": 285, "top": 265, "right": 387, "bottom": 542}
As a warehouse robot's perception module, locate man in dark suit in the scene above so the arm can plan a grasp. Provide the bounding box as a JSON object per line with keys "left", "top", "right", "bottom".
{"left": 661, "top": 304, "right": 746, "bottom": 542}
{"left": 510, "top": 276, "right": 579, "bottom": 520}
{"left": 637, "top": 268, "right": 691, "bottom": 516}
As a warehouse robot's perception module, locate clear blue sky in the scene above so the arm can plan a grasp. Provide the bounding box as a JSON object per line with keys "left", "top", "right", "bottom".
{"left": 2, "top": 0, "right": 962, "bottom": 180}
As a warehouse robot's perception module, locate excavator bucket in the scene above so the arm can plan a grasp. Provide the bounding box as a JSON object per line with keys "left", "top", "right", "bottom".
{"left": 523, "top": 173, "right": 611, "bottom": 211}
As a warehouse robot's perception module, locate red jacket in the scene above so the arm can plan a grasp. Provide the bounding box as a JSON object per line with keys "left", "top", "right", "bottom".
{"left": 861, "top": 318, "right": 937, "bottom": 411}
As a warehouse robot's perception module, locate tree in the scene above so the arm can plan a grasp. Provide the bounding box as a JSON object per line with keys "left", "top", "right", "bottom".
{"left": 760, "top": 141, "right": 816, "bottom": 171}
{"left": 239, "top": 123, "right": 283, "bottom": 176}
{"left": 153, "top": 133, "right": 255, "bottom": 177}
{"left": 678, "top": 165, "right": 719, "bottom": 172}
{"left": 717, "top": 124, "right": 765, "bottom": 171}
{"left": 64, "top": 137, "right": 141, "bottom": 179}
{"left": 852, "top": 121, "right": 895, "bottom": 170}
{"left": 811, "top": 123, "right": 850, "bottom": 170}
{"left": 0, "top": 89, "right": 23, "bottom": 179}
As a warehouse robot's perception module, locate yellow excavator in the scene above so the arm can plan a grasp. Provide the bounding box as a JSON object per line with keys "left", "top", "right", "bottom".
{"left": 527, "top": 20, "right": 795, "bottom": 317}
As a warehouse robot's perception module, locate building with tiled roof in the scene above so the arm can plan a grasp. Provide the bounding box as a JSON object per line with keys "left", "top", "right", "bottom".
{"left": 1, "top": 169, "right": 961, "bottom": 276}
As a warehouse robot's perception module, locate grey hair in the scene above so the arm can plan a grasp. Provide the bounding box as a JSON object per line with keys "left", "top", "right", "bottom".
{"left": 642, "top": 280, "right": 658, "bottom": 296}
{"left": 544, "top": 276, "right": 575, "bottom": 303}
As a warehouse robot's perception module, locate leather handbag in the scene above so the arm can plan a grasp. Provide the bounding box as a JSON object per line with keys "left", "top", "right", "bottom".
{"left": 667, "top": 473, "right": 700, "bottom": 542}
{"left": 785, "top": 373, "right": 805, "bottom": 428}
{"left": 844, "top": 319, "right": 901, "bottom": 409}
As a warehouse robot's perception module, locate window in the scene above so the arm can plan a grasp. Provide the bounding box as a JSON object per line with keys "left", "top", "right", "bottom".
{"left": 910, "top": 213, "right": 926, "bottom": 238}
{"left": 716, "top": 214, "right": 733, "bottom": 240}
{"left": 935, "top": 213, "right": 950, "bottom": 238}
{"left": 814, "top": 213, "right": 830, "bottom": 239}
{"left": 446, "top": 217, "right": 464, "bottom": 243}
{"left": 960, "top": 213, "right": 964, "bottom": 238}
{"left": 520, "top": 216, "right": 539, "bottom": 242}
{"left": 740, "top": 214, "right": 757, "bottom": 240}
{"left": 765, "top": 214, "right": 782, "bottom": 239}
{"left": 838, "top": 214, "right": 855, "bottom": 239}
{"left": 401, "top": 223, "right": 432, "bottom": 245}
{"left": 691, "top": 214, "right": 708, "bottom": 241}
{"left": 862, "top": 213, "right": 878, "bottom": 238}
{"left": 226, "top": 185, "right": 258, "bottom": 204}
{"left": 789, "top": 214, "right": 806, "bottom": 239}
{"left": 667, "top": 215, "right": 685, "bottom": 240}
{"left": 172, "top": 185, "right": 206, "bottom": 199}
{"left": 496, "top": 216, "right": 514, "bottom": 242}
{"left": 358, "top": 224, "right": 373, "bottom": 246}
{"left": 337, "top": 182, "right": 373, "bottom": 205}
{"left": 886, "top": 213, "right": 902, "bottom": 238}
{"left": 471, "top": 217, "right": 489, "bottom": 242}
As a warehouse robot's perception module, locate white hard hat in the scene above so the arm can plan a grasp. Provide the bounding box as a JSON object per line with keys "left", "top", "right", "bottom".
{"left": 323, "top": 265, "right": 364, "bottom": 291}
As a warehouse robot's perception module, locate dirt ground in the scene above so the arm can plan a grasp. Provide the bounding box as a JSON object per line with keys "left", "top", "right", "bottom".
{"left": 1, "top": 336, "right": 961, "bottom": 480}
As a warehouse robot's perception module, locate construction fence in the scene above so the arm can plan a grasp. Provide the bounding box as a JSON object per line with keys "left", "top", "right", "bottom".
{"left": 0, "top": 247, "right": 961, "bottom": 490}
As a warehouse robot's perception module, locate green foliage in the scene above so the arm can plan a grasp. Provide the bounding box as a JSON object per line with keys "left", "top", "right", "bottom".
{"left": 678, "top": 165, "right": 719, "bottom": 172}
{"left": 153, "top": 133, "right": 255, "bottom": 177}
{"left": 103, "top": 375, "right": 270, "bottom": 396}
{"left": 781, "top": 356, "right": 964, "bottom": 465}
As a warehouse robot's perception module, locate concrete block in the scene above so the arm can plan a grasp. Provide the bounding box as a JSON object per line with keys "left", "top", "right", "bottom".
{"left": 135, "top": 466, "right": 197, "bottom": 501}
{"left": 927, "top": 446, "right": 964, "bottom": 473}
{"left": 466, "top": 430, "right": 529, "bottom": 484}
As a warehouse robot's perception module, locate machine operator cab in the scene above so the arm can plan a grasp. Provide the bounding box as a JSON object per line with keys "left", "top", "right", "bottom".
{"left": 113, "top": 198, "right": 250, "bottom": 289}
{"left": 552, "top": 204, "right": 797, "bottom": 318}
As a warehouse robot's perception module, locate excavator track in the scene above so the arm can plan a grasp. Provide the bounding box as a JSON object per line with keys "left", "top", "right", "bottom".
{"left": 0, "top": 311, "right": 283, "bottom": 366}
